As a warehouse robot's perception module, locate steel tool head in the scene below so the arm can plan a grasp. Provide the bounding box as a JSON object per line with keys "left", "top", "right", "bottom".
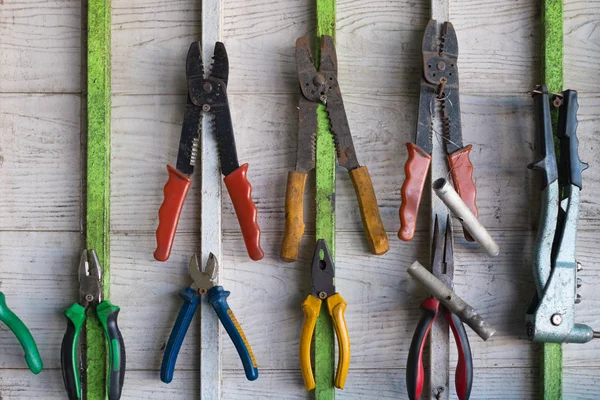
{"left": 209, "top": 42, "right": 229, "bottom": 85}
{"left": 311, "top": 239, "right": 336, "bottom": 299}
{"left": 431, "top": 215, "right": 454, "bottom": 289}
{"left": 189, "top": 253, "right": 219, "bottom": 293}
{"left": 79, "top": 249, "right": 103, "bottom": 307}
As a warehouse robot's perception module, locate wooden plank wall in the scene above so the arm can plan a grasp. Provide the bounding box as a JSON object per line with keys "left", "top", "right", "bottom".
{"left": 1, "top": 0, "right": 599, "bottom": 398}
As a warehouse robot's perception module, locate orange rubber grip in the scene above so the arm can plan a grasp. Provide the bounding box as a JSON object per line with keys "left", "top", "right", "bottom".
{"left": 448, "top": 145, "right": 478, "bottom": 242}
{"left": 154, "top": 165, "right": 192, "bottom": 262}
{"left": 280, "top": 171, "right": 308, "bottom": 262}
{"left": 398, "top": 143, "right": 431, "bottom": 241}
{"left": 224, "top": 163, "right": 264, "bottom": 261}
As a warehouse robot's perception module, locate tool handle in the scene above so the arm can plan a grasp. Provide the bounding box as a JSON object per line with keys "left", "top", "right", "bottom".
{"left": 61, "top": 303, "right": 86, "bottom": 399}
{"left": 448, "top": 145, "right": 478, "bottom": 242}
{"left": 160, "top": 288, "right": 200, "bottom": 383}
{"left": 280, "top": 171, "right": 308, "bottom": 262}
{"left": 224, "top": 164, "right": 264, "bottom": 261}
{"left": 399, "top": 143, "right": 431, "bottom": 241}
{"left": 349, "top": 166, "right": 389, "bottom": 255}
{"left": 326, "top": 293, "right": 350, "bottom": 389}
{"left": 299, "top": 295, "right": 321, "bottom": 391}
{"left": 406, "top": 298, "right": 439, "bottom": 400}
{"left": 208, "top": 286, "right": 259, "bottom": 381}
{"left": 155, "top": 165, "right": 192, "bottom": 262}
{"left": 0, "top": 292, "right": 43, "bottom": 375}
{"left": 447, "top": 311, "right": 473, "bottom": 400}
{"left": 529, "top": 85, "right": 558, "bottom": 189}
{"left": 97, "top": 301, "right": 126, "bottom": 400}
{"left": 557, "top": 90, "right": 588, "bottom": 189}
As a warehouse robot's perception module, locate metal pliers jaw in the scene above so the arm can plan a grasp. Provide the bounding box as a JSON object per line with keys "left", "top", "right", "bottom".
{"left": 161, "top": 253, "right": 258, "bottom": 384}
{"left": 78, "top": 249, "right": 103, "bottom": 308}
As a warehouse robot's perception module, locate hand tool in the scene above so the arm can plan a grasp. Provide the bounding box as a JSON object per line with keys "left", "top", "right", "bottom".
{"left": 433, "top": 178, "right": 500, "bottom": 257}
{"left": 399, "top": 20, "right": 477, "bottom": 242}
{"left": 280, "top": 35, "right": 389, "bottom": 262}
{"left": 525, "top": 85, "right": 598, "bottom": 343}
{"left": 61, "top": 249, "right": 125, "bottom": 400}
{"left": 0, "top": 292, "right": 43, "bottom": 374}
{"left": 406, "top": 216, "right": 480, "bottom": 400}
{"left": 299, "top": 239, "right": 350, "bottom": 391}
{"left": 161, "top": 253, "right": 258, "bottom": 383}
{"left": 155, "top": 41, "right": 263, "bottom": 262}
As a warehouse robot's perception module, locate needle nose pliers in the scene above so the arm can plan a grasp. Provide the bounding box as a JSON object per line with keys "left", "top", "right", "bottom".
{"left": 161, "top": 253, "right": 258, "bottom": 383}
{"left": 0, "top": 292, "right": 43, "bottom": 374}
{"left": 300, "top": 239, "right": 350, "bottom": 391}
{"left": 61, "top": 249, "right": 126, "bottom": 400}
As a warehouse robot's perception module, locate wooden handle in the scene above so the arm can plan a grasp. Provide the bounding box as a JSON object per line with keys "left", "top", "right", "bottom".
{"left": 349, "top": 166, "right": 389, "bottom": 255}
{"left": 224, "top": 163, "right": 264, "bottom": 261}
{"left": 326, "top": 293, "right": 350, "bottom": 390}
{"left": 154, "top": 165, "right": 192, "bottom": 262}
{"left": 280, "top": 171, "right": 308, "bottom": 262}
{"left": 398, "top": 143, "right": 431, "bottom": 241}
{"left": 448, "top": 145, "right": 478, "bottom": 242}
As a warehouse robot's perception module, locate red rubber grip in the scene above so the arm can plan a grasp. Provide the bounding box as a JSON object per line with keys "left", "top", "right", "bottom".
{"left": 224, "top": 164, "right": 264, "bottom": 261}
{"left": 446, "top": 311, "right": 473, "bottom": 400}
{"left": 448, "top": 145, "right": 478, "bottom": 242}
{"left": 399, "top": 143, "right": 431, "bottom": 241}
{"left": 154, "top": 165, "right": 192, "bottom": 262}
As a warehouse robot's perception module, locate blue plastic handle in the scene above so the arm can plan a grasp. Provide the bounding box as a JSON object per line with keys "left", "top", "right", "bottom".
{"left": 208, "top": 286, "right": 259, "bottom": 381}
{"left": 160, "top": 287, "right": 200, "bottom": 383}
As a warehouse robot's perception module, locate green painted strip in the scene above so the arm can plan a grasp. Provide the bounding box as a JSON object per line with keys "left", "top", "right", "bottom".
{"left": 314, "top": 1, "right": 336, "bottom": 399}
{"left": 541, "top": 1, "right": 563, "bottom": 399}
{"left": 85, "top": 0, "right": 112, "bottom": 398}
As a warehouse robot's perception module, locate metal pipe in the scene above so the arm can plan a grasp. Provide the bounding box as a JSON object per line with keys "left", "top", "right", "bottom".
{"left": 408, "top": 261, "right": 496, "bottom": 341}
{"left": 433, "top": 178, "right": 500, "bottom": 257}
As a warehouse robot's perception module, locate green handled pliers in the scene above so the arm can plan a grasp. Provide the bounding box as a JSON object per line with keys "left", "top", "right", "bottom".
{"left": 0, "top": 292, "right": 43, "bottom": 374}
{"left": 60, "top": 249, "right": 126, "bottom": 400}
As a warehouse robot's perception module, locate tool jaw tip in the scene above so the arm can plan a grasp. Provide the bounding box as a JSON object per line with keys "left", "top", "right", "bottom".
{"left": 189, "top": 253, "right": 218, "bottom": 293}
{"left": 79, "top": 249, "right": 102, "bottom": 305}
{"left": 311, "top": 240, "right": 336, "bottom": 298}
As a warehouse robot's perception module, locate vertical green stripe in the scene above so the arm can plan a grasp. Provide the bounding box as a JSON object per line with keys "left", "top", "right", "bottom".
{"left": 315, "top": 1, "right": 336, "bottom": 399}
{"left": 86, "top": 0, "right": 112, "bottom": 398}
{"left": 541, "top": 1, "right": 563, "bottom": 399}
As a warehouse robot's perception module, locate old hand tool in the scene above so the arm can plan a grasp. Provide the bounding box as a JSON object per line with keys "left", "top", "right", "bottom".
{"left": 399, "top": 20, "right": 477, "bottom": 242}
{"left": 280, "top": 35, "right": 389, "bottom": 262}
{"left": 525, "top": 86, "right": 598, "bottom": 343}
{"left": 61, "top": 249, "right": 125, "bottom": 400}
{"left": 300, "top": 239, "right": 350, "bottom": 390}
{"left": 406, "top": 216, "right": 477, "bottom": 400}
{"left": 155, "top": 42, "right": 263, "bottom": 262}
{"left": 0, "top": 292, "right": 43, "bottom": 374}
{"left": 161, "top": 253, "right": 258, "bottom": 383}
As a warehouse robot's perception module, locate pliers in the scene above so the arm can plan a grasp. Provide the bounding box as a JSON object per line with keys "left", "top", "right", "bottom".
{"left": 61, "top": 249, "right": 126, "bottom": 400}
{"left": 280, "top": 35, "right": 389, "bottom": 262}
{"left": 406, "top": 216, "right": 473, "bottom": 400}
{"left": 300, "top": 239, "right": 350, "bottom": 391}
{"left": 0, "top": 292, "right": 43, "bottom": 374}
{"left": 155, "top": 41, "right": 263, "bottom": 262}
{"left": 399, "top": 20, "right": 477, "bottom": 242}
{"left": 161, "top": 253, "right": 258, "bottom": 383}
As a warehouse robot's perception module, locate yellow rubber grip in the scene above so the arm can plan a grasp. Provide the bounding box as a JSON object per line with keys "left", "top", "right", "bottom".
{"left": 326, "top": 293, "right": 350, "bottom": 389}
{"left": 349, "top": 166, "right": 389, "bottom": 256}
{"left": 280, "top": 171, "right": 308, "bottom": 262}
{"left": 299, "top": 295, "right": 322, "bottom": 391}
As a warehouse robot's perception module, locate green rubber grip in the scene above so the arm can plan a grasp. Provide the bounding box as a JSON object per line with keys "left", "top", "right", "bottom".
{"left": 0, "top": 292, "right": 43, "bottom": 374}
{"left": 97, "top": 300, "right": 126, "bottom": 400}
{"left": 61, "top": 303, "right": 87, "bottom": 399}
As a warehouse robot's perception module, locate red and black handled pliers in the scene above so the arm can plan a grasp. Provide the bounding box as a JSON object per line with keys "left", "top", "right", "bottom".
{"left": 406, "top": 216, "right": 473, "bottom": 400}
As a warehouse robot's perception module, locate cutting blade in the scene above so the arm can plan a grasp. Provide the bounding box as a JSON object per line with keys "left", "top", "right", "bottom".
{"left": 295, "top": 96, "right": 318, "bottom": 172}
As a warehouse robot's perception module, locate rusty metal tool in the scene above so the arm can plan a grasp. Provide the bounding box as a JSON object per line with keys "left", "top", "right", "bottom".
{"left": 155, "top": 42, "right": 263, "bottom": 262}
{"left": 399, "top": 20, "right": 478, "bottom": 242}
{"left": 280, "top": 35, "right": 389, "bottom": 262}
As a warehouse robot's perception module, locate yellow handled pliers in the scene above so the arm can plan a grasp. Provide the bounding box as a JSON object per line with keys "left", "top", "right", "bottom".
{"left": 299, "top": 239, "right": 350, "bottom": 391}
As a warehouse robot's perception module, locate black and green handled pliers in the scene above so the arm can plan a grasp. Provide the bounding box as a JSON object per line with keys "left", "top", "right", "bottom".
{"left": 60, "top": 249, "right": 126, "bottom": 400}
{"left": 0, "top": 292, "right": 43, "bottom": 374}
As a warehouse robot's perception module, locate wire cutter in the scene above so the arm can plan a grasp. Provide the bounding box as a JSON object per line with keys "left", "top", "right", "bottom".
{"left": 399, "top": 20, "right": 478, "bottom": 242}
{"left": 155, "top": 41, "right": 263, "bottom": 262}
{"left": 406, "top": 216, "right": 473, "bottom": 400}
{"left": 61, "top": 249, "right": 125, "bottom": 400}
{"left": 0, "top": 292, "right": 43, "bottom": 374}
{"left": 300, "top": 239, "right": 350, "bottom": 391}
{"left": 161, "top": 253, "right": 258, "bottom": 383}
{"left": 280, "top": 35, "right": 389, "bottom": 262}
{"left": 525, "top": 86, "right": 598, "bottom": 343}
